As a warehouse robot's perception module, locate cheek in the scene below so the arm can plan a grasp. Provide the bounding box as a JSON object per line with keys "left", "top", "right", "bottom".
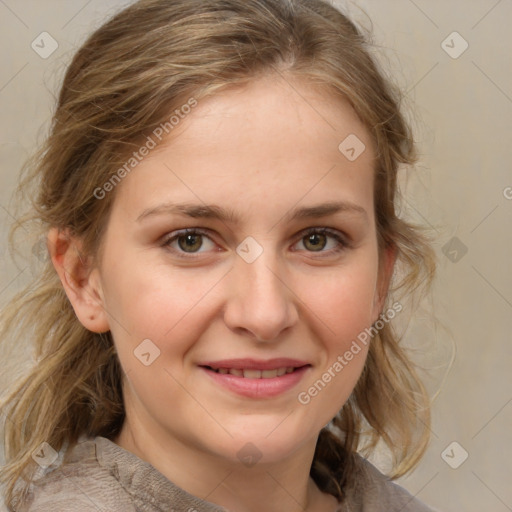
{"left": 303, "top": 258, "right": 379, "bottom": 343}
{"left": 100, "top": 252, "right": 226, "bottom": 361}
{"left": 103, "top": 238, "right": 380, "bottom": 360}
{"left": 294, "top": 256, "right": 378, "bottom": 408}
{"left": 296, "top": 274, "right": 374, "bottom": 418}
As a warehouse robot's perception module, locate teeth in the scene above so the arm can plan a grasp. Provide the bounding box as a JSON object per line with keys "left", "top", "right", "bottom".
{"left": 243, "top": 369, "right": 262, "bottom": 379}
{"left": 212, "top": 366, "right": 296, "bottom": 378}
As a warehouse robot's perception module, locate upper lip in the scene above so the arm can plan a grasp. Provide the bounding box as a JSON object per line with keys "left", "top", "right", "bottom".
{"left": 198, "top": 358, "right": 311, "bottom": 370}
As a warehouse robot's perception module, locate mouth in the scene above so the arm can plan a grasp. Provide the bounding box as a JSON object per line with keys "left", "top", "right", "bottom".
{"left": 202, "top": 366, "right": 306, "bottom": 378}
{"left": 198, "top": 359, "right": 311, "bottom": 398}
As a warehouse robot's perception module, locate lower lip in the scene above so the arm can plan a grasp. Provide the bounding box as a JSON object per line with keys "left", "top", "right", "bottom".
{"left": 201, "top": 366, "right": 310, "bottom": 399}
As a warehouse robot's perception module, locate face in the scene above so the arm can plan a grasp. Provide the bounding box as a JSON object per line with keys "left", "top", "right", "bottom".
{"left": 78, "top": 75, "right": 392, "bottom": 466}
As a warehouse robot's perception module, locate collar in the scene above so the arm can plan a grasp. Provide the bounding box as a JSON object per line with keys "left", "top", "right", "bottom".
{"left": 94, "top": 435, "right": 226, "bottom": 512}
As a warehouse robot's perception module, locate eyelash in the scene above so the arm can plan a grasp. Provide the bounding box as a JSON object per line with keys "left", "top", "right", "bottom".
{"left": 160, "top": 227, "right": 350, "bottom": 259}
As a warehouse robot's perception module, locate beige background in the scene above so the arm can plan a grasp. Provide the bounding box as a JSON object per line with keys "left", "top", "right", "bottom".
{"left": 0, "top": 1, "right": 511, "bottom": 511}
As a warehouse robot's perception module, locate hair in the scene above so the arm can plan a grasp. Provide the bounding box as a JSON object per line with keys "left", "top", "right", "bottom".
{"left": 0, "top": 0, "right": 436, "bottom": 508}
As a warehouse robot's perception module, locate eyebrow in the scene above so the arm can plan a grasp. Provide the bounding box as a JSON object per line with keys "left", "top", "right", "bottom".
{"left": 136, "top": 200, "right": 368, "bottom": 224}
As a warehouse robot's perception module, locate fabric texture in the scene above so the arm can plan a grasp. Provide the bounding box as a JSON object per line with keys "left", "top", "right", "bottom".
{"left": 11, "top": 436, "right": 438, "bottom": 512}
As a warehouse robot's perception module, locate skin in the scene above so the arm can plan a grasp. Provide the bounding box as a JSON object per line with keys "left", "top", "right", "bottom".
{"left": 49, "top": 73, "right": 395, "bottom": 512}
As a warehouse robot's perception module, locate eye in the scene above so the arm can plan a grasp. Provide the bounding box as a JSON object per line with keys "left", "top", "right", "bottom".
{"left": 161, "top": 228, "right": 218, "bottom": 257}
{"left": 161, "top": 227, "right": 350, "bottom": 259}
{"left": 292, "top": 227, "right": 349, "bottom": 256}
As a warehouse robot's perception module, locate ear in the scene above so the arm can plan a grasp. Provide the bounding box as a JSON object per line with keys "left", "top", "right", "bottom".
{"left": 371, "top": 242, "right": 397, "bottom": 322}
{"left": 47, "top": 227, "right": 110, "bottom": 333}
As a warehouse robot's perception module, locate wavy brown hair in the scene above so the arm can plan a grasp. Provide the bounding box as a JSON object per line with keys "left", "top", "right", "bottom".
{"left": 0, "top": 0, "right": 436, "bottom": 508}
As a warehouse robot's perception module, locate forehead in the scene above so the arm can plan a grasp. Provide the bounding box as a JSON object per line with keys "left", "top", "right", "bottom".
{"left": 166, "top": 74, "right": 372, "bottom": 161}
{"left": 110, "top": 74, "right": 376, "bottom": 224}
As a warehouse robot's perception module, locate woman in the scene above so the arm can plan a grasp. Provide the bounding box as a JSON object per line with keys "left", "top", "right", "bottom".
{"left": 0, "top": 1, "right": 438, "bottom": 510}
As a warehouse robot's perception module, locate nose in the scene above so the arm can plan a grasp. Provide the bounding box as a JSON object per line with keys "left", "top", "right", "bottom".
{"left": 223, "top": 246, "right": 299, "bottom": 342}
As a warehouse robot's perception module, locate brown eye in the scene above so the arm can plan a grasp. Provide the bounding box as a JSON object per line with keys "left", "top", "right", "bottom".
{"left": 303, "top": 232, "right": 327, "bottom": 252}
{"left": 177, "top": 233, "right": 203, "bottom": 253}
{"left": 293, "top": 227, "right": 349, "bottom": 256}
{"left": 162, "top": 228, "right": 217, "bottom": 258}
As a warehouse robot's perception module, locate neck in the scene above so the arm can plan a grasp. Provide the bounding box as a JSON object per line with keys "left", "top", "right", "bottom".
{"left": 114, "top": 420, "right": 339, "bottom": 512}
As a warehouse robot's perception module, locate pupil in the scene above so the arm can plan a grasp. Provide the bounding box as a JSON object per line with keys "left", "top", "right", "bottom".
{"left": 306, "top": 233, "right": 325, "bottom": 251}
{"left": 179, "top": 234, "right": 202, "bottom": 252}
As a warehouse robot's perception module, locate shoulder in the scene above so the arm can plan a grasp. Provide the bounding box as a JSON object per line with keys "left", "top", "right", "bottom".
{"left": 341, "top": 454, "right": 440, "bottom": 512}
{"left": 14, "top": 437, "right": 136, "bottom": 512}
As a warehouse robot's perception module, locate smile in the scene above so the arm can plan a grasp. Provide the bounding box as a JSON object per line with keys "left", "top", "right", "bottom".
{"left": 198, "top": 359, "right": 311, "bottom": 398}
{"left": 206, "top": 366, "right": 298, "bottom": 378}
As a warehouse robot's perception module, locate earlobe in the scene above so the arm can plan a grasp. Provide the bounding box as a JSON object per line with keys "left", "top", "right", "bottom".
{"left": 47, "top": 227, "right": 110, "bottom": 333}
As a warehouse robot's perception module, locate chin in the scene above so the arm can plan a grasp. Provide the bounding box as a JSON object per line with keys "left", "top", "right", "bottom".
{"left": 208, "top": 418, "right": 317, "bottom": 467}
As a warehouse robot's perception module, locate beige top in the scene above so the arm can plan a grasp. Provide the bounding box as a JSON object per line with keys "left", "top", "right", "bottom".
{"left": 13, "top": 436, "right": 438, "bottom": 511}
